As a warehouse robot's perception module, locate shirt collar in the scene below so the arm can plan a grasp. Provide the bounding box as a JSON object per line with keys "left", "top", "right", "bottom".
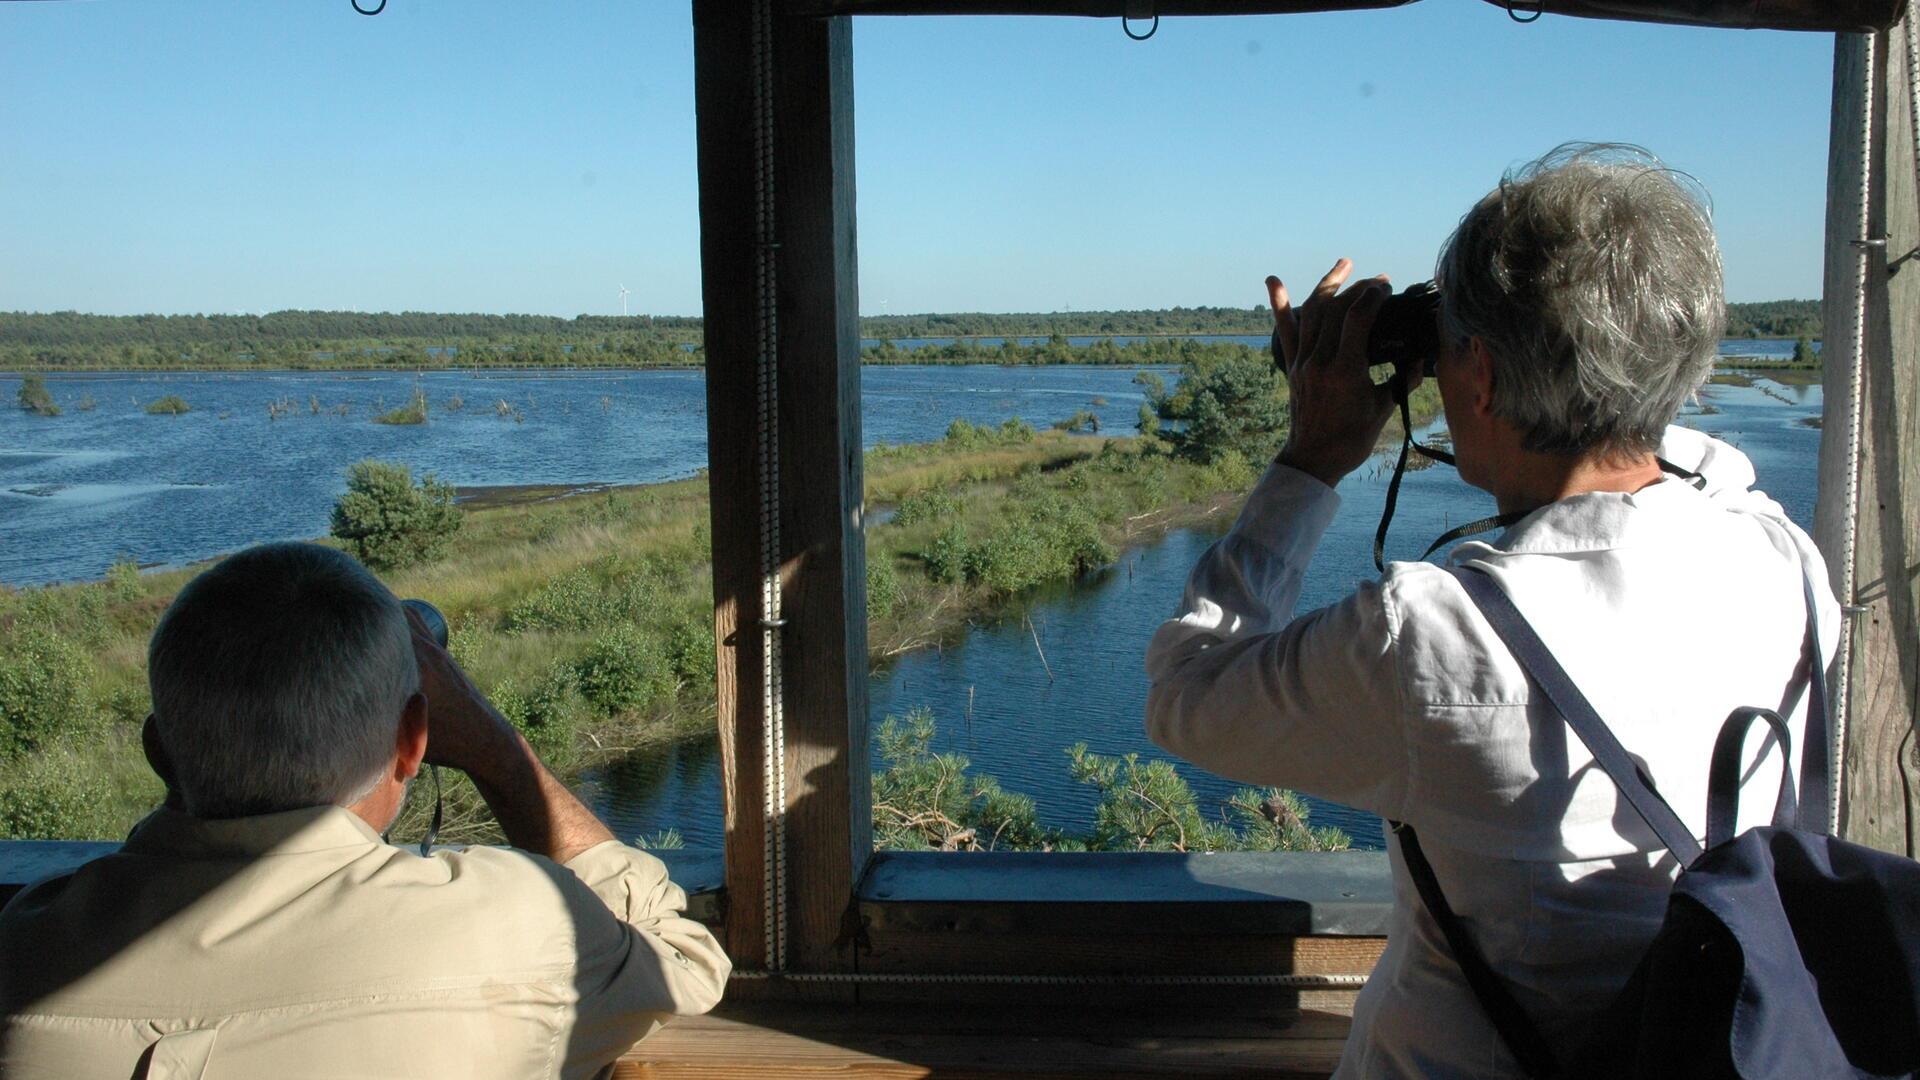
{"left": 121, "top": 804, "right": 388, "bottom": 860}
{"left": 1454, "top": 475, "right": 1700, "bottom": 559}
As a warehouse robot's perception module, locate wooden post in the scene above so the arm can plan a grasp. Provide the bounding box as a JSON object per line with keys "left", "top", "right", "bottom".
{"left": 694, "top": 0, "right": 870, "bottom": 974}
{"left": 1817, "top": 26, "right": 1920, "bottom": 858}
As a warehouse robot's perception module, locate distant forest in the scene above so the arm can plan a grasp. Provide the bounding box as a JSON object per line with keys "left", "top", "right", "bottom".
{"left": 0, "top": 300, "right": 1821, "bottom": 370}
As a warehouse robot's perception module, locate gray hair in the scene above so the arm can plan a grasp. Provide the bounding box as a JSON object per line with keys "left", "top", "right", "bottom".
{"left": 1435, "top": 143, "right": 1725, "bottom": 456}
{"left": 148, "top": 542, "right": 419, "bottom": 819}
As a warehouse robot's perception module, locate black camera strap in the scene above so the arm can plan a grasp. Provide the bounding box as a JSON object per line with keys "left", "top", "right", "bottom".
{"left": 1372, "top": 391, "right": 1710, "bottom": 572}
{"left": 1373, "top": 392, "right": 1517, "bottom": 572}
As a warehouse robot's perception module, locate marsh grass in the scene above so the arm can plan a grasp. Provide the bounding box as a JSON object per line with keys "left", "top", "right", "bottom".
{"left": 0, "top": 423, "right": 1283, "bottom": 842}
{"left": 372, "top": 388, "right": 430, "bottom": 425}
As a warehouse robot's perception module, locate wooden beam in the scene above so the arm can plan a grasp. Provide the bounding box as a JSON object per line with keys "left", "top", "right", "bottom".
{"left": 783, "top": 0, "right": 1901, "bottom": 32}
{"left": 1817, "top": 26, "right": 1920, "bottom": 857}
{"left": 694, "top": 0, "right": 870, "bottom": 973}
{"left": 787, "top": 0, "right": 1409, "bottom": 15}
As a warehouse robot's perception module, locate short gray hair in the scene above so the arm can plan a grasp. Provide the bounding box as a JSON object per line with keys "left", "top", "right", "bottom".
{"left": 148, "top": 542, "right": 419, "bottom": 819}
{"left": 1436, "top": 143, "right": 1725, "bottom": 456}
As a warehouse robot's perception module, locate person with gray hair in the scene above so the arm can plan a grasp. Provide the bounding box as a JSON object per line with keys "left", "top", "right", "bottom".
{"left": 1, "top": 541, "right": 731, "bottom": 1079}
{"left": 1146, "top": 144, "right": 1838, "bottom": 1077}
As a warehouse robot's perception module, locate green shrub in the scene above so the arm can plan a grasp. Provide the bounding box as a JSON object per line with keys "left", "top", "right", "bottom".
{"left": 1068, "top": 744, "right": 1229, "bottom": 852}
{"left": 490, "top": 664, "right": 585, "bottom": 761}
{"left": 1150, "top": 350, "right": 1288, "bottom": 463}
{"left": 329, "top": 459, "right": 462, "bottom": 570}
{"left": 890, "top": 490, "right": 960, "bottom": 528}
{"left": 924, "top": 525, "right": 970, "bottom": 584}
{"left": 662, "top": 616, "right": 717, "bottom": 691}
{"left": 1053, "top": 409, "right": 1100, "bottom": 433}
{"left": 16, "top": 375, "right": 59, "bottom": 416}
{"left": 503, "top": 566, "right": 660, "bottom": 634}
{"left": 105, "top": 559, "right": 143, "bottom": 602}
{"left": 866, "top": 558, "right": 904, "bottom": 619}
{"left": 1226, "top": 788, "right": 1351, "bottom": 852}
{"left": 372, "top": 387, "right": 429, "bottom": 425}
{"left": 0, "top": 628, "right": 93, "bottom": 760}
{"left": 870, "top": 708, "right": 1046, "bottom": 851}
{"left": 0, "top": 751, "right": 118, "bottom": 839}
{"left": 574, "top": 625, "right": 673, "bottom": 716}
{"left": 145, "top": 395, "right": 191, "bottom": 415}
{"left": 961, "top": 504, "right": 1112, "bottom": 595}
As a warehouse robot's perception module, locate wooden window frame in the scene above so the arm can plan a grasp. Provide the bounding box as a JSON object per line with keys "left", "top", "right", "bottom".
{"left": 692, "top": 1, "right": 1920, "bottom": 1002}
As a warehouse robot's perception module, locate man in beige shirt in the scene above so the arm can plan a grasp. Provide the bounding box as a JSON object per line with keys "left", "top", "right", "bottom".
{"left": 0, "top": 542, "right": 730, "bottom": 1079}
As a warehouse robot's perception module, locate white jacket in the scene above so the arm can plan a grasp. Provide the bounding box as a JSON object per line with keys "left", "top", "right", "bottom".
{"left": 1145, "top": 426, "right": 1839, "bottom": 1078}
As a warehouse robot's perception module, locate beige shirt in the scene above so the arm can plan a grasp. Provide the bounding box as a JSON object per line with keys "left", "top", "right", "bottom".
{"left": 0, "top": 805, "right": 730, "bottom": 1079}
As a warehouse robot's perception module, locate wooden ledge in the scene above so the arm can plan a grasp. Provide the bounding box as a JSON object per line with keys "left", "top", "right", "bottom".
{"left": 616, "top": 1000, "right": 1353, "bottom": 1078}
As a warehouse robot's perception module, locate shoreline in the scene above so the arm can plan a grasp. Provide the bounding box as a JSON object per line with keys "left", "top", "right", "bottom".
{"left": 5, "top": 352, "right": 1821, "bottom": 377}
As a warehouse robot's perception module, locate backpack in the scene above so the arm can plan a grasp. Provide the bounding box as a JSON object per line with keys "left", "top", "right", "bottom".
{"left": 1391, "top": 563, "right": 1920, "bottom": 1079}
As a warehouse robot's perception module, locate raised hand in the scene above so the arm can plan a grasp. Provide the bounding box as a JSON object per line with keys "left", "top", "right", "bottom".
{"left": 1268, "top": 260, "right": 1405, "bottom": 488}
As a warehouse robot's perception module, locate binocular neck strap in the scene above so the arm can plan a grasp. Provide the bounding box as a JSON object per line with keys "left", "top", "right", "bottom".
{"left": 1372, "top": 394, "right": 1711, "bottom": 573}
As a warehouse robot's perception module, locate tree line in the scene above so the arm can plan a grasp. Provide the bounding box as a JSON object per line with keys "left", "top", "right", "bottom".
{"left": 1, "top": 300, "right": 1822, "bottom": 370}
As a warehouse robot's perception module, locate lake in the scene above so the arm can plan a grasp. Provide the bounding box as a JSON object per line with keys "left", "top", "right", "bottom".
{"left": 581, "top": 368, "right": 1824, "bottom": 852}
{"left": 0, "top": 357, "right": 1823, "bottom": 850}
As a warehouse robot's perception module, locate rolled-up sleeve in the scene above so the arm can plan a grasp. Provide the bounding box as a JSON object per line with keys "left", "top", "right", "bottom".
{"left": 1145, "top": 460, "right": 1411, "bottom": 819}
{"left": 557, "top": 841, "right": 731, "bottom": 1077}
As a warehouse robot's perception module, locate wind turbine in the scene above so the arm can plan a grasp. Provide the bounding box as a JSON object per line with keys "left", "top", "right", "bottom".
{"left": 618, "top": 284, "right": 631, "bottom": 318}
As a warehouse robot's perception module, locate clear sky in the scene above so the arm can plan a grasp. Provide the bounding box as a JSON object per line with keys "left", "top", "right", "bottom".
{"left": 1, "top": 1, "right": 1838, "bottom": 317}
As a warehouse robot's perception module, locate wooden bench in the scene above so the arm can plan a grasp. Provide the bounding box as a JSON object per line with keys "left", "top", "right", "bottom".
{"left": 616, "top": 1000, "right": 1353, "bottom": 1079}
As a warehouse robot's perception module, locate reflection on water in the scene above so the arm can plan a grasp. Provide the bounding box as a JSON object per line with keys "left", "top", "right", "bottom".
{"left": 591, "top": 374, "right": 1825, "bottom": 852}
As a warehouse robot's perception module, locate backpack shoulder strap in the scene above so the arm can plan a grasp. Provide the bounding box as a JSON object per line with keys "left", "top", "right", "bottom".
{"left": 1393, "top": 822, "right": 1561, "bottom": 1078}
{"left": 1448, "top": 565, "right": 1704, "bottom": 865}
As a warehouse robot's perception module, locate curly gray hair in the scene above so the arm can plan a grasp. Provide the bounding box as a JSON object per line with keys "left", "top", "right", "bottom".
{"left": 1435, "top": 143, "right": 1725, "bottom": 456}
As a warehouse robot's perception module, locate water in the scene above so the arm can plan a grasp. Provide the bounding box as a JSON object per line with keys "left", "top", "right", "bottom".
{"left": 0, "top": 366, "right": 1161, "bottom": 586}
{"left": 0, "top": 359, "right": 1823, "bottom": 851}
{"left": 588, "top": 370, "right": 1826, "bottom": 851}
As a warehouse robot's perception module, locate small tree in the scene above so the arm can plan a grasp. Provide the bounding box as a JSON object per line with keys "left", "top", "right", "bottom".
{"left": 329, "top": 460, "right": 461, "bottom": 570}
{"left": 1150, "top": 352, "right": 1288, "bottom": 463}
{"left": 16, "top": 375, "right": 58, "bottom": 417}
{"left": 1791, "top": 335, "right": 1816, "bottom": 365}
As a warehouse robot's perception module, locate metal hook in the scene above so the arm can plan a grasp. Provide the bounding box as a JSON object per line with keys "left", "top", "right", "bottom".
{"left": 1505, "top": 0, "right": 1543, "bottom": 23}
{"left": 1122, "top": 13, "right": 1158, "bottom": 41}
{"left": 352, "top": 0, "right": 387, "bottom": 15}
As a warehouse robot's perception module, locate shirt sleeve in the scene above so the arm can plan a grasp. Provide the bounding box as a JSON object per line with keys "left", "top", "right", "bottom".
{"left": 1144, "top": 460, "right": 1411, "bottom": 819}
{"left": 554, "top": 841, "right": 731, "bottom": 1078}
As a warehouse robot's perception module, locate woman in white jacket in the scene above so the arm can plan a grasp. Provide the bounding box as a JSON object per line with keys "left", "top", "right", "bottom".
{"left": 1144, "top": 144, "right": 1840, "bottom": 1079}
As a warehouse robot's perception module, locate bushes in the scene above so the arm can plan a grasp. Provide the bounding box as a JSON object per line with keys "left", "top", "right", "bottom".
{"left": 1146, "top": 348, "right": 1288, "bottom": 463}
{"left": 921, "top": 504, "right": 1113, "bottom": 595}
{"left": 145, "top": 395, "right": 192, "bottom": 415}
{"left": 866, "top": 558, "right": 904, "bottom": 619}
{"left": 329, "top": 459, "right": 462, "bottom": 570}
{"left": 890, "top": 489, "right": 960, "bottom": 528}
{"left": 372, "top": 387, "right": 429, "bottom": 425}
{"left": 870, "top": 708, "right": 1047, "bottom": 851}
{"left": 0, "top": 751, "right": 118, "bottom": 840}
{"left": 872, "top": 711, "right": 1348, "bottom": 853}
{"left": 0, "top": 628, "right": 93, "bottom": 760}
{"left": 574, "top": 625, "right": 674, "bottom": 716}
{"left": 16, "top": 375, "right": 59, "bottom": 416}
{"left": 490, "top": 665, "right": 587, "bottom": 761}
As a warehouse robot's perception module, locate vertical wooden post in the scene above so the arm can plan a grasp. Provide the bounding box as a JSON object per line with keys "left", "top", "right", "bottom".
{"left": 694, "top": 0, "right": 869, "bottom": 974}
{"left": 1817, "top": 26, "right": 1920, "bottom": 858}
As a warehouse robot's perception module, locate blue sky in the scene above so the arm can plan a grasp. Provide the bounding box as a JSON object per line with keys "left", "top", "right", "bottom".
{"left": 1, "top": 2, "right": 1837, "bottom": 316}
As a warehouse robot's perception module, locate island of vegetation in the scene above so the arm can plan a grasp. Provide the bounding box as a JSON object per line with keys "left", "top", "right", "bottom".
{"left": 0, "top": 344, "right": 1436, "bottom": 852}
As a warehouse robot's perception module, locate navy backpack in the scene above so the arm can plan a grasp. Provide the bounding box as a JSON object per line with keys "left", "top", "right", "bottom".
{"left": 1391, "top": 564, "right": 1920, "bottom": 1079}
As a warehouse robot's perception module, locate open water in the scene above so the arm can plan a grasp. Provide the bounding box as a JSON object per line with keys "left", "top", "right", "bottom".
{"left": 0, "top": 352, "right": 1822, "bottom": 849}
